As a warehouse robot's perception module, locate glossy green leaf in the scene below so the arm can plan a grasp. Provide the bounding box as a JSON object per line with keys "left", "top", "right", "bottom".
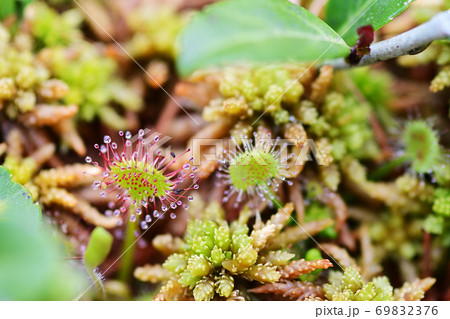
{"left": 0, "top": 166, "right": 86, "bottom": 300}
{"left": 0, "top": 166, "right": 41, "bottom": 229}
{"left": 177, "top": 0, "right": 350, "bottom": 76}
{"left": 84, "top": 226, "right": 114, "bottom": 269}
{"left": 325, "top": 0, "right": 413, "bottom": 46}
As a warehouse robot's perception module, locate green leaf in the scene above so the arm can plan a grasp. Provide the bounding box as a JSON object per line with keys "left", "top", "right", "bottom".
{"left": 325, "top": 0, "right": 413, "bottom": 46}
{"left": 84, "top": 227, "right": 114, "bottom": 269}
{"left": 177, "top": 0, "right": 350, "bottom": 77}
{"left": 0, "top": 166, "right": 86, "bottom": 300}
{"left": 16, "top": 0, "right": 34, "bottom": 19}
{"left": 0, "top": 0, "right": 34, "bottom": 21}
{"left": 0, "top": 0, "right": 15, "bottom": 21}
{"left": 0, "top": 166, "right": 41, "bottom": 229}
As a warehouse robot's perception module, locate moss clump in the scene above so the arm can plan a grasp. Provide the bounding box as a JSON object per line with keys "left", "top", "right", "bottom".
{"left": 39, "top": 44, "right": 142, "bottom": 129}
{"left": 125, "top": 5, "right": 186, "bottom": 59}
{"left": 27, "top": 1, "right": 83, "bottom": 48}
{"left": 202, "top": 64, "right": 306, "bottom": 124}
{"left": 324, "top": 267, "right": 433, "bottom": 301}
{"left": 0, "top": 24, "right": 68, "bottom": 116}
{"left": 424, "top": 188, "right": 450, "bottom": 239}
{"left": 135, "top": 201, "right": 333, "bottom": 300}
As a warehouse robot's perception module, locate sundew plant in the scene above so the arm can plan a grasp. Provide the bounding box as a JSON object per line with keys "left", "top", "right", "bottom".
{"left": 0, "top": 0, "right": 449, "bottom": 304}
{"left": 87, "top": 129, "right": 198, "bottom": 226}
{"left": 218, "top": 131, "right": 294, "bottom": 207}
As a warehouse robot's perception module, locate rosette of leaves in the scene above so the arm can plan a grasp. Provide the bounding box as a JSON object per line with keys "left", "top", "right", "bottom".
{"left": 134, "top": 201, "right": 334, "bottom": 301}
{"left": 324, "top": 267, "right": 434, "bottom": 301}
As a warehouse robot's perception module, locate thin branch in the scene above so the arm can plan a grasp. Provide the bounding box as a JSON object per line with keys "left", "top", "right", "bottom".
{"left": 326, "top": 11, "right": 450, "bottom": 69}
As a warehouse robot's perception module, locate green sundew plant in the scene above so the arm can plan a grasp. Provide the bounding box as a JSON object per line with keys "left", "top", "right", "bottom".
{"left": 372, "top": 119, "right": 450, "bottom": 181}
{"left": 87, "top": 130, "right": 198, "bottom": 225}
{"left": 218, "top": 131, "right": 293, "bottom": 207}
{"left": 87, "top": 129, "right": 198, "bottom": 280}
{"left": 402, "top": 120, "right": 443, "bottom": 174}
{"left": 400, "top": 120, "right": 450, "bottom": 186}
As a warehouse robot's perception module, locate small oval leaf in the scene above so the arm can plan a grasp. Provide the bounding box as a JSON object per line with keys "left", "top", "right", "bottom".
{"left": 177, "top": 0, "right": 350, "bottom": 77}
{"left": 325, "top": 0, "right": 414, "bottom": 46}
{"left": 84, "top": 226, "right": 114, "bottom": 269}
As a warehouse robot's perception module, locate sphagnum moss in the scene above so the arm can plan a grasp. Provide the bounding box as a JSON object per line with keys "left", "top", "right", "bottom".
{"left": 135, "top": 201, "right": 333, "bottom": 301}
{"left": 324, "top": 267, "right": 434, "bottom": 301}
